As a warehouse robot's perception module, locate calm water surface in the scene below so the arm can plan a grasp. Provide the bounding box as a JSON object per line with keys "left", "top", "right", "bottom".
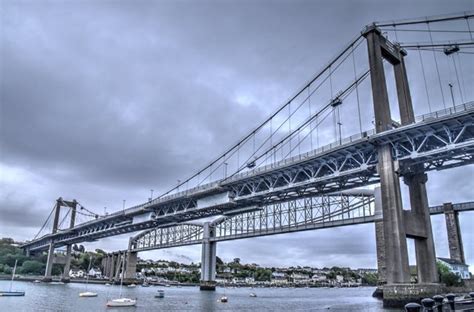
{"left": 0, "top": 280, "right": 402, "bottom": 312}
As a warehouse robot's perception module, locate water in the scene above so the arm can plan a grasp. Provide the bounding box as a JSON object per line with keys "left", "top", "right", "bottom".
{"left": 0, "top": 281, "right": 401, "bottom": 311}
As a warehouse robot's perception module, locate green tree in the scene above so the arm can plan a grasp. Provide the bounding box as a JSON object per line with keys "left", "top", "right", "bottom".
{"left": 437, "top": 261, "right": 463, "bottom": 287}
{"left": 20, "top": 260, "right": 44, "bottom": 275}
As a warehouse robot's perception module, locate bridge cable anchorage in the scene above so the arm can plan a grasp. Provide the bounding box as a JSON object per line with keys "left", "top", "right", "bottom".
{"left": 155, "top": 35, "right": 365, "bottom": 198}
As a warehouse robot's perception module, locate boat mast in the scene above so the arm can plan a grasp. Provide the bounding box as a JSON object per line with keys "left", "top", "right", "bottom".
{"left": 9, "top": 259, "right": 17, "bottom": 292}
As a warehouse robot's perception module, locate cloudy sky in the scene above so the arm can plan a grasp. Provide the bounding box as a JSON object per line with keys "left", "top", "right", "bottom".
{"left": 1, "top": 0, "right": 473, "bottom": 271}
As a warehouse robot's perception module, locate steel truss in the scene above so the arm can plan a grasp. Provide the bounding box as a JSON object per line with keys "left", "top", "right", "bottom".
{"left": 22, "top": 103, "right": 474, "bottom": 253}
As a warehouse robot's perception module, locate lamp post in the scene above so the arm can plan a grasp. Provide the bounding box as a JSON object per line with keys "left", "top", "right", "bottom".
{"left": 224, "top": 162, "right": 228, "bottom": 179}
{"left": 448, "top": 83, "right": 455, "bottom": 108}
{"left": 122, "top": 200, "right": 126, "bottom": 214}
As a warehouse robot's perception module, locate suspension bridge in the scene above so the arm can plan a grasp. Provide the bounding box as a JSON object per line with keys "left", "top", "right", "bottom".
{"left": 21, "top": 12, "right": 474, "bottom": 307}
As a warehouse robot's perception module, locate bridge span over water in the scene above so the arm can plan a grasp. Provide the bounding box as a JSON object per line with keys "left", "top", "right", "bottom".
{"left": 21, "top": 12, "right": 474, "bottom": 307}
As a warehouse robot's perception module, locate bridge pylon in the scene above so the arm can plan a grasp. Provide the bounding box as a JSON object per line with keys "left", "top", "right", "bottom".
{"left": 200, "top": 222, "right": 217, "bottom": 290}
{"left": 364, "top": 25, "right": 441, "bottom": 307}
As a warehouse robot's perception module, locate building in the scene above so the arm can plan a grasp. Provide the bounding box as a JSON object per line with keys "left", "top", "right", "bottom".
{"left": 69, "top": 269, "right": 85, "bottom": 278}
{"left": 88, "top": 268, "right": 102, "bottom": 278}
{"left": 290, "top": 273, "right": 311, "bottom": 284}
{"left": 437, "top": 258, "right": 471, "bottom": 279}
{"left": 271, "top": 272, "right": 288, "bottom": 284}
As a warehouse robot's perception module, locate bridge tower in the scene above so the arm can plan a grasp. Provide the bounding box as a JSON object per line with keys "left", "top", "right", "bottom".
{"left": 43, "top": 198, "right": 77, "bottom": 282}
{"left": 363, "top": 25, "right": 440, "bottom": 307}
{"left": 443, "top": 202, "right": 465, "bottom": 263}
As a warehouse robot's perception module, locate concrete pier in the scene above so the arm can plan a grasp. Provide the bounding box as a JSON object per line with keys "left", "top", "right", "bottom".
{"left": 125, "top": 251, "right": 138, "bottom": 280}
{"left": 200, "top": 222, "right": 217, "bottom": 290}
{"left": 444, "top": 202, "right": 465, "bottom": 263}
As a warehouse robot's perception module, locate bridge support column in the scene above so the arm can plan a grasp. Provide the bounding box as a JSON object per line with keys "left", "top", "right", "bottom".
{"left": 125, "top": 251, "right": 138, "bottom": 280}
{"left": 114, "top": 252, "right": 122, "bottom": 283}
{"left": 61, "top": 200, "right": 77, "bottom": 283}
{"left": 200, "top": 222, "right": 217, "bottom": 291}
{"left": 43, "top": 242, "right": 55, "bottom": 282}
{"left": 404, "top": 173, "right": 438, "bottom": 283}
{"left": 373, "top": 187, "right": 386, "bottom": 298}
{"left": 444, "top": 203, "right": 465, "bottom": 263}
{"left": 364, "top": 25, "right": 442, "bottom": 307}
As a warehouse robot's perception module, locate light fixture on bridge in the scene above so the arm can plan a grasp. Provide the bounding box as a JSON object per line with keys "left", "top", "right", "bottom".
{"left": 444, "top": 45, "right": 460, "bottom": 56}
{"left": 330, "top": 97, "right": 343, "bottom": 107}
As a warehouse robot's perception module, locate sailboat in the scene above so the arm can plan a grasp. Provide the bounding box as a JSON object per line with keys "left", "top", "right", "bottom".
{"left": 218, "top": 281, "right": 228, "bottom": 303}
{"left": 79, "top": 258, "right": 98, "bottom": 297}
{"left": 106, "top": 255, "right": 136, "bottom": 307}
{"left": 0, "top": 260, "right": 25, "bottom": 296}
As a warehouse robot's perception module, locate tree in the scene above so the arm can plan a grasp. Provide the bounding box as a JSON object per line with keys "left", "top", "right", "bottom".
{"left": 20, "top": 260, "right": 45, "bottom": 275}
{"left": 233, "top": 258, "right": 241, "bottom": 264}
{"left": 437, "top": 261, "right": 463, "bottom": 287}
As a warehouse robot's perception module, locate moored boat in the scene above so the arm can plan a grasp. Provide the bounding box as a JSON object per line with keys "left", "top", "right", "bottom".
{"left": 219, "top": 295, "right": 228, "bottom": 303}
{"left": 0, "top": 260, "right": 25, "bottom": 297}
{"left": 155, "top": 290, "right": 165, "bottom": 298}
{"left": 249, "top": 292, "right": 257, "bottom": 297}
{"left": 106, "top": 298, "right": 137, "bottom": 307}
{"left": 79, "top": 291, "right": 98, "bottom": 297}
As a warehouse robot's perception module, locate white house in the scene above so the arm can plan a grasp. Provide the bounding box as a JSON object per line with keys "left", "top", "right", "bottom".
{"left": 312, "top": 274, "right": 327, "bottom": 282}
{"left": 88, "top": 268, "right": 102, "bottom": 278}
{"left": 437, "top": 257, "right": 471, "bottom": 279}
{"left": 271, "top": 272, "right": 288, "bottom": 284}
{"left": 290, "top": 273, "right": 311, "bottom": 284}
{"left": 69, "top": 269, "right": 85, "bottom": 278}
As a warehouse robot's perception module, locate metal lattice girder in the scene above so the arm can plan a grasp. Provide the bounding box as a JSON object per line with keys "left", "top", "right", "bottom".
{"left": 222, "top": 102, "right": 474, "bottom": 203}
{"left": 130, "top": 223, "right": 204, "bottom": 252}
{"left": 21, "top": 103, "right": 474, "bottom": 253}
{"left": 128, "top": 199, "right": 474, "bottom": 253}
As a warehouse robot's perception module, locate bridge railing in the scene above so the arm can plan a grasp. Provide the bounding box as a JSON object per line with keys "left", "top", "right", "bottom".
{"left": 415, "top": 101, "right": 474, "bottom": 123}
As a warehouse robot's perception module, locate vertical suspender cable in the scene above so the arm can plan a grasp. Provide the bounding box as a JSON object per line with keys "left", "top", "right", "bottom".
{"left": 466, "top": 17, "right": 474, "bottom": 40}
{"left": 418, "top": 49, "right": 432, "bottom": 113}
{"left": 288, "top": 103, "right": 291, "bottom": 157}
{"left": 393, "top": 24, "right": 399, "bottom": 42}
{"left": 308, "top": 86, "right": 313, "bottom": 150}
{"left": 427, "top": 22, "right": 446, "bottom": 108}
{"left": 451, "top": 55, "right": 464, "bottom": 103}
{"left": 456, "top": 53, "right": 468, "bottom": 101}
{"left": 352, "top": 44, "right": 363, "bottom": 134}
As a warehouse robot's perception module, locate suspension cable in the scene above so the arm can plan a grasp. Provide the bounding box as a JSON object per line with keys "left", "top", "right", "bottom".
{"left": 34, "top": 203, "right": 56, "bottom": 239}
{"left": 418, "top": 49, "right": 432, "bottom": 113}
{"left": 351, "top": 43, "right": 363, "bottom": 133}
{"left": 427, "top": 22, "right": 447, "bottom": 108}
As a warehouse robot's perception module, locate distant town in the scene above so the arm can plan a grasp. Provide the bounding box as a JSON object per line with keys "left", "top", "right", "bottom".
{"left": 1, "top": 237, "right": 470, "bottom": 289}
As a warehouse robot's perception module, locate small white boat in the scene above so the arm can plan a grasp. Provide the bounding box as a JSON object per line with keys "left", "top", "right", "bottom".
{"left": 79, "top": 291, "right": 98, "bottom": 297}
{"left": 0, "top": 260, "right": 25, "bottom": 296}
{"left": 249, "top": 292, "right": 257, "bottom": 297}
{"left": 79, "top": 258, "right": 97, "bottom": 297}
{"left": 33, "top": 280, "right": 41, "bottom": 283}
{"left": 106, "top": 298, "right": 137, "bottom": 307}
{"left": 127, "top": 283, "right": 136, "bottom": 288}
{"left": 105, "top": 283, "right": 111, "bottom": 286}
{"left": 219, "top": 295, "right": 228, "bottom": 303}
{"left": 50, "top": 281, "right": 65, "bottom": 285}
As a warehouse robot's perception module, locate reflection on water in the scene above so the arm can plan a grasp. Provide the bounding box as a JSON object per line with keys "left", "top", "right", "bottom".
{"left": 0, "top": 280, "right": 399, "bottom": 311}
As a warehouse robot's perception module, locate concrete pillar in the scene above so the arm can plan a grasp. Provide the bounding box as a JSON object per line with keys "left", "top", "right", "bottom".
{"left": 109, "top": 253, "right": 116, "bottom": 281}
{"left": 365, "top": 26, "right": 410, "bottom": 284}
{"left": 444, "top": 203, "right": 465, "bottom": 263}
{"left": 114, "top": 252, "right": 122, "bottom": 282}
{"left": 200, "top": 222, "right": 217, "bottom": 290}
{"left": 125, "top": 251, "right": 137, "bottom": 280}
{"left": 61, "top": 200, "right": 77, "bottom": 282}
{"left": 374, "top": 187, "right": 387, "bottom": 285}
{"left": 396, "top": 47, "right": 438, "bottom": 284}
{"left": 404, "top": 173, "right": 438, "bottom": 283}
{"left": 44, "top": 242, "right": 55, "bottom": 282}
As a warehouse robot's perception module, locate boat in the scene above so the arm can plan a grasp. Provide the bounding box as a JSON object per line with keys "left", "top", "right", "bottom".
{"left": 33, "top": 280, "right": 41, "bottom": 283}
{"left": 106, "top": 255, "right": 136, "bottom": 307}
{"left": 219, "top": 296, "right": 228, "bottom": 303}
{"left": 249, "top": 292, "right": 257, "bottom": 297}
{"left": 155, "top": 290, "right": 165, "bottom": 298}
{"left": 106, "top": 298, "right": 137, "bottom": 307}
{"left": 50, "top": 281, "right": 65, "bottom": 285}
{"left": 105, "top": 283, "right": 111, "bottom": 286}
{"left": 127, "top": 283, "right": 136, "bottom": 288}
{"left": 0, "top": 260, "right": 25, "bottom": 297}
{"left": 141, "top": 283, "right": 150, "bottom": 287}
{"left": 80, "top": 291, "right": 98, "bottom": 297}
{"left": 79, "top": 259, "right": 98, "bottom": 297}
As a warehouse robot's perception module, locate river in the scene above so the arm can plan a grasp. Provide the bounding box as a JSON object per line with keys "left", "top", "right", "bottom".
{"left": 0, "top": 280, "right": 402, "bottom": 311}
